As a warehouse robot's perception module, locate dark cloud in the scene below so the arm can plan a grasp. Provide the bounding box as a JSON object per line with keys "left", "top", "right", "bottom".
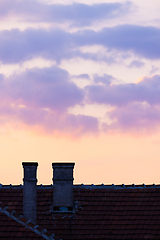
{"left": 0, "top": 0, "right": 132, "bottom": 26}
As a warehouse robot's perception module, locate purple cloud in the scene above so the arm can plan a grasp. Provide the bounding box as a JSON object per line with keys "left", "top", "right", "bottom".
{"left": 0, "top": 104, "right": 99, "bottom": 136}
{"left": 0, "top": 1, "right": 160, "bottom": 136}
{"left": 0, "top": 28, "right": 72, "bottom": 63}
{"left": 0, "top": 24, "right": 160, "bottom": 64}
{"left": 1, "top": 67, "right": 84, "bottom": 111}
{"left": 73, "top": 74, "right": 90, "bottom": 79}
{"left": 0, "top": 67, "right": 99, "bottom": 136}
{"left": 86, "top": 75, "right": 160, "bottom": 106}
{"left": 104, "top": 103, "right": 160, "bottom": 133}
{"left": 94, "top": 74, "right": 115, "bottom": 85}
{"left": 128, "top": 60, "right": 145, "bottom": 68}
{"left": 0, "top": 1, "right": 131, "bottom": 26}
{"left": 0, "top": 74, "right": 4, "bottom": 82}
{"left": 18, "top": 109, "right": 99, "bottom": 136}
{"left": 1, "top": 69, "right": 160, "bottom": 135}
{"left": 74, "top": 25, "right": 160, "bottom": 60}
{"left": 86, "top": 74, "right": 160, "bottom": 134}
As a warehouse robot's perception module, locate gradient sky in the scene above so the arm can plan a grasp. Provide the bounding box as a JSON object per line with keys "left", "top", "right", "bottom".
{"left": 0, "top": 0, "right": 160, "bottom": 185}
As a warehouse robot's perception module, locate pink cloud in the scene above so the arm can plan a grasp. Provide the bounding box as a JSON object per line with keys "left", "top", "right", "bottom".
{"left": 1, "top": 67, "right": 84, "bottom": 111}
{"left": 0, "top": 69, "right": 160, "bottom": 136}
{"left": 0, "top": 105, "right": 99, "bottom": 137}
{"left": 0, "top": 67, "right": 99, "bottom": 136}
{"left": 104, "top": 103, "right": 160, "bottom": 134}
{"left": 86, "top": 75, "right": 160, "bottom": 134}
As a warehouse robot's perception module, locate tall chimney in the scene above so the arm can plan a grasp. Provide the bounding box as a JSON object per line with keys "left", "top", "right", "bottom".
{"left": 22, "top": 162, "right": 38, "bottom": 224}
{"left": 52, "top": 163, "right": 75, "bottom": 211}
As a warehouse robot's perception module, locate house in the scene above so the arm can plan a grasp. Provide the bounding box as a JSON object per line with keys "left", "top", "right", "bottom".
{"left": 0, "top": 162, "right": 160, "bottom": 239}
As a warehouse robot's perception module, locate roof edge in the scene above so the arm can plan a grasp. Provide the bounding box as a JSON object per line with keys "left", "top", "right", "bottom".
{"left": 73, "top": 183, "right": 160, "bottom": 189}
{"left": 1, "top": 183, "right": 160, "bottom": 189}
{"left": 0, "top": 202, "right": 58, "bottom": 240}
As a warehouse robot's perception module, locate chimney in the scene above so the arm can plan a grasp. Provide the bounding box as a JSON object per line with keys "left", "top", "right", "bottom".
{"left": 22, "top": 162, "right": 38, "bottom": 224}
{"left": 52, "top": 163, "right": 75, "bottom": 211}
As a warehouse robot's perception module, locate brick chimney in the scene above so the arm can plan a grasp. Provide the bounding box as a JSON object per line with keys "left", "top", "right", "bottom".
{"left": 52, "top": 163, "right": 75, "bottom": 211}
{"left": 22, "top": 162, "right": 38, "bottom": 224}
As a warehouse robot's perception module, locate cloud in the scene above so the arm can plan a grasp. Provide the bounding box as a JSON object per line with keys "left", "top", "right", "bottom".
{"left": 1, "top": 66, "right": 84, "bottom": 111}
{"left": 0, "top": 104, "right": 99, "bottom": 136}
{"left": 0, "top": 74, "right": 4, "bottom": 82}
{"left": 90, "top": 74, "right": 160, "bottom": 134}
{"left": 86, "top": 75, "right": 160, "bottom": 106}
{"left": 0, "top": 0, "right": 132, "bottom": 26}
{"left": 150, "top": 65, "right": 159, "bottom": 75}
{"left": 93, "top": 74, "right": 115, "bottom": 85}
{"left": 105, "top": 103, "right": 160, "bottom": 133}
{"left": 0, "top": 1, "right": 160, "bottom": 137}
{"left": 1, "top": 69, "right": 160, "bottom": 135}
{"left": 0, "top": 66, "right": 99, "bottom": 136}
{"left": 104, "top": 25, "right": 160, "bottom": 60}
{"left": 75, "top": 25, "right": 160, "bottom": 60}
{"left": 0, "top": 24, "right": 160, "bottom": 64}
{"left": 0, "top": 28, "right": 73, "bottom": 64}
{"left": 73, "top": 74, "right": 90, "bottom": 79}
{"left": 128, "top": 60, "right": 145, "bottom": 68}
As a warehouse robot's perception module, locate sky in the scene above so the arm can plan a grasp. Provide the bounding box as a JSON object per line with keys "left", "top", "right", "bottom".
{"left": 0, "top": 0, "right": 160, "bottom": 185}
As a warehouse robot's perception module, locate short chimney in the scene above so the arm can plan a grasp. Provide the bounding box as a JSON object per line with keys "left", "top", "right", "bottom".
{"left": 52, "top": 163, "right": 75, "bottom": 211}
{"left": 22, "top": 162, "right": 38, "bottom": 224}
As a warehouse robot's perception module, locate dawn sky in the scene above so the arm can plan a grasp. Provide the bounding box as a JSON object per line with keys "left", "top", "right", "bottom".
{"left": 0, "top": 0, "right": 160, "bottom": 185}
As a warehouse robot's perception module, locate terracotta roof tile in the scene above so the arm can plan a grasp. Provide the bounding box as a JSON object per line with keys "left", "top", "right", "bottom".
{"left": 1, "top": 184, "right": 160, "bottom": 239}
{"left": 0, "top": 200, "right": 58, "bottom": 239}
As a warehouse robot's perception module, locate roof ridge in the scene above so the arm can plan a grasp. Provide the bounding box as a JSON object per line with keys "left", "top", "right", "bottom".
{"left": 0, "top": 202, "right": 59, "bottom": 240}
{"left": 0, "top": 183, "right": 160, "bottom": 189}
{"left": 73, "top": 183, "right": 160, "bottom": 189}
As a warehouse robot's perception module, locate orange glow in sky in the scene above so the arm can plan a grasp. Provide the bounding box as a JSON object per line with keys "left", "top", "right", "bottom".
{"left": 0, "top": 127, "right": 160, "bottom": 185}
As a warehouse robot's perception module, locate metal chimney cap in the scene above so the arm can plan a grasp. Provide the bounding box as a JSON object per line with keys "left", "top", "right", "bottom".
{"left": 52, "top": 163, "right": 75, "bottom": 168}
{"left": 22, "top": 162, "right": 38, "bottom": 167}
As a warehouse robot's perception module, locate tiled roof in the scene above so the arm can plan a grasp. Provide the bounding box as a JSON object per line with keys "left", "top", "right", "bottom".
{"left": 0, "top": 200, "right": 57, "bottom": 240}
{"left": 1, "top": 184, "right": 160, "bottom": 239}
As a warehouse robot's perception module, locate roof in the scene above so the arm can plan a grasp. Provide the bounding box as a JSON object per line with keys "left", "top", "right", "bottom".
{"left": 1, "top": 184, "right": 160, "bottom": 239}
{"left": 0, "top": 201, "right": 57, "bottom": 240}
